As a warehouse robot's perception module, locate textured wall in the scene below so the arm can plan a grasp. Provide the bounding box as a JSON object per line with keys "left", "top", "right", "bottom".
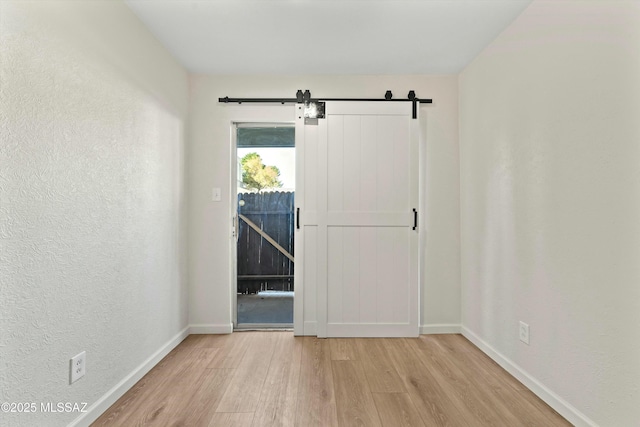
{"left": 187, "top": 75, "right": 460, "bottom": 331}
{"left": 459, "top": 1, "right": 640, "bottom": 425}
{"left": 0, "top": 2, "right": 188, "bottom": 426}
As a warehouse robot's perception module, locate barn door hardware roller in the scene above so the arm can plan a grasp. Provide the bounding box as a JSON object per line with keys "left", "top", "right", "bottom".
{"left": 219, "top": 90, "right": 432, "bottom": 119}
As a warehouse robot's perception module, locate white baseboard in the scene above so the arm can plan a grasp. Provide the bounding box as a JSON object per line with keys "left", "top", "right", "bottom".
{"left": 298, "top": 323, "right": 459, "bottom": 336}
{"left": 419, "top": 324, "right": 461, "bottom": 334}
{"left": 298, "top": 323, "right": 460, "bottom": 337}
{"left": 461, "top": 326, "right": 597, "bottom": 427}
{"left": 189, "top": 323, "right": 233, "bottom": 334}
{"left": 68, "top": 326, "right": 190, "bottom": 427}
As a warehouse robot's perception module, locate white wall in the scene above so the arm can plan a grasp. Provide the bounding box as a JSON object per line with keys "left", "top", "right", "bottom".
{"left": 188, "top": 75, "right": 460, "bottom": 332}
{"left": 459, "top": 1, "right": 640, "bottom": 425}
{"left": 0, "top": 2, "right": 188, "bottom": 426}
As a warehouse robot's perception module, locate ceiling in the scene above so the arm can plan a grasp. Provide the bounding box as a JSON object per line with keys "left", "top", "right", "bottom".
{"left": 124, "top": 0, "right": 532, "bottom": 75}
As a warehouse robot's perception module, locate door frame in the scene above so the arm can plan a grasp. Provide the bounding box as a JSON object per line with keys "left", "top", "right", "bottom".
{"left": 229, "top": 119, "right": 297, "bottom": 330}
{"left": 226, "top": 102, "right": 427, "bottom": 336}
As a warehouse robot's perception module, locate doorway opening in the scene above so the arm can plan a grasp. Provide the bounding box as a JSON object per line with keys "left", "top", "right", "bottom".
{"left": 234, "top": 124, "right": 295, "bottom": 329}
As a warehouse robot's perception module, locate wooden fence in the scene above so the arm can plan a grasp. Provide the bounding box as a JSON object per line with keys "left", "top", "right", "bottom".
{"left": 237, "top": 191, "right": 294, "bottom": 294}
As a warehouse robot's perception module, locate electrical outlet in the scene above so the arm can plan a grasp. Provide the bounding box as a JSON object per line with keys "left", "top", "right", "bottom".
{"left": 519, "top": 321, "right": 530, "bottom": 345}
{"left": 70, "top": 351, "right": 86, "bottom": 384}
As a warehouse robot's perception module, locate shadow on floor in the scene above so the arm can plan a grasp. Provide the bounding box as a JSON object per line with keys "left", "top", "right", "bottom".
{"left": 237, "top": 291, "right": 293, "bottom": 324}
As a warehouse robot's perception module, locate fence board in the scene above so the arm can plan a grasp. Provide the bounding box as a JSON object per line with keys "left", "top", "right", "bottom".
{"left": 237, "top": 191, "right": 295, "bottom": 293}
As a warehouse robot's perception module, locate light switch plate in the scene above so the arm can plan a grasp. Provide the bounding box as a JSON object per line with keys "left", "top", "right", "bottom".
{"left": 212, "top": 187, "right": 221, "bottom": 202}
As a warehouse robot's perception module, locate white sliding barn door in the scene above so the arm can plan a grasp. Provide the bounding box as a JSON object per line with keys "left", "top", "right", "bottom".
{"left": 295, "top": 101, "right": 419, "bottom": 338}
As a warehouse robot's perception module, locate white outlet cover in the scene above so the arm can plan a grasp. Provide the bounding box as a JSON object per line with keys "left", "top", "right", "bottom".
{"left": 70, "top": 351, "right": 86, "bottom": 384}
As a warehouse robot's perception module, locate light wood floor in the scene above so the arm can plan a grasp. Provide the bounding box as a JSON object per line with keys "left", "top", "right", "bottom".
{"left": 93, "top": 332, "right": 571, "bottom": 427}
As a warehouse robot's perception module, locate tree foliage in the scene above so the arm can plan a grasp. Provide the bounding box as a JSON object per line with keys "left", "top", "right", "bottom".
{"left": 241, "top": 152, "right": 283, "bottom": 192}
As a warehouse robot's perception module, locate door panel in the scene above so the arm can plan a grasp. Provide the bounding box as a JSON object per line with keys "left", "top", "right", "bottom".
{"left": 295, "top": 101, "right": 419, "bottom": 338}
{"left": 327, "top": 115, "right": 411, "bottom": 213}
{"left": 327, "top": 227, "right": 412, "bottom": 325}
{"left": 302, "top": 225, "right": 318, "bottom": 326}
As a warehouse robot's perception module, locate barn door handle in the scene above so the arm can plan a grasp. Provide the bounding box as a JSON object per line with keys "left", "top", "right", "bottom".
{"left": 412, "top": 208, "right": 418, "bottom": 230}
{"left": 296, "top": 208, "right": 300, "bottom": 230}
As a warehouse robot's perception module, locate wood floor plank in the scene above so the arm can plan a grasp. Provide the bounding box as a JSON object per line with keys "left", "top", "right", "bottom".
{"left": 383, "top": 338, "right": 476, "bottom": 426}
{"left": 444, "top": 337, "right": 569, "bottom": 427}
{"left": 411, "top": 337, "right": 524, "bottom": 426}
{"left": 208, "top": 412, "right": 255, "bottom": 427}
{"left": 429, "top": 334, "right": 474, "bottom": 353}
{"left": 194, "top": 333, "right": 236, "bottom": 349}
{"left": 330, "top": 338, "right": 359, "bottom": 360}
{"left": 207, "top": 331, "right": 252, "bottom": 369}
{"left": 446, "top": 345, "right": 547, "bottom": 427}
{"left": 122, "top": 348, "right": 221, "bottom": 426}
{"left": 372, "top": 392, "right": 426, "bottom": 427}
{"left": 92, "top": 335, "right": 198, "bottom": 426}
{"left": 459, "top": 340, "right": 528, "bottom": 392}
{"left": 170, "top": 368, "right": 235, "bottom": 427}
{"left": 216, "top": 332, "right": 277, "bottom": 413}
{"left": 518, "top": 389, "right": 573, "bottom": 426}
{"left": 332, "top": 360, "right": 382, "bottom": 427}
{"left": 252, "top": 333, "right": 303, "bottom": 427}
{"left": 93, "top": 342, "right": 215, "bottom": 426}
{"left": 422, "top": 334, "right": 528, "bottom": 393}
{"left": 294, "top": 337, "right": 339, "bottom": 427}
{"left": 356, "top": 339, "right": 405, "bottom": 392}
{"left": 93, "top": 333, "right": 570, "bottom": 427}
